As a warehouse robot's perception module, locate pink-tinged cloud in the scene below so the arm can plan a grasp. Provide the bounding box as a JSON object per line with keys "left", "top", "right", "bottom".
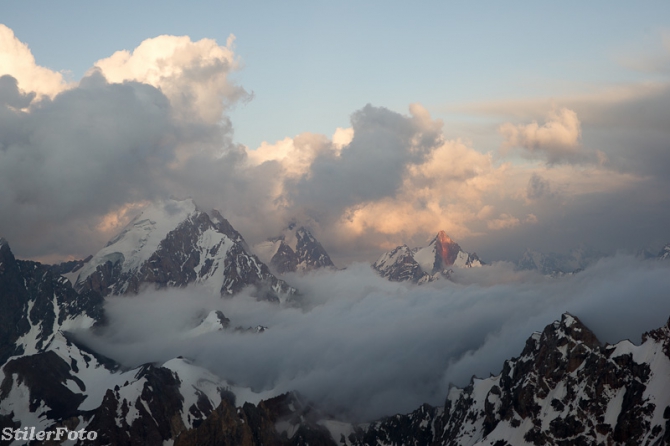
{"left": 499, "top": 108, "right": 582, "bottom": 163}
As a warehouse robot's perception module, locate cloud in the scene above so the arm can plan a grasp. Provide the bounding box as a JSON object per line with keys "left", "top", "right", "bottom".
{"left": 1, "top": 24, "right": 667, "bottom": 268}
{"left": 486, "top": 213, "right": 520, "bottom": 230}
{"left": 284, "top": 103, "right": 443, "bottom": 218}
{"left": 0, "top": 72, "right": 186, "bottom": 257}
{"left": 526, "top": 173, "right": 552, "bottom": 201}
{"left": 0, "top": 75, "right": 34, "bottom": 109}
{"left": 246, "top": 133, "right": 337, "bottom": 180}
{"left": 93, "top": 33, "right": 249, "bottom": 125}
{"left": 499, "top": 108, "right": 582, "bottom": 163}
{"left": 0, "top": 29, "right": 250, "bottom": 261}
{"left": 0, "top": 24, "right": 69, "bottom": 99}
{"left": 79, "top": 256, "right": 670, "bottom": 422}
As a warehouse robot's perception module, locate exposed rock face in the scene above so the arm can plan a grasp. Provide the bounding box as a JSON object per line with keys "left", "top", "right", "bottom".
{"left": 346, "top": 313, "right": 670, "bottom": 445}
{"left": 72, "top": 199, "right": 296, "bottom": 302}
{"left": 254, "top": 225, "right": 335, "bottom": 274}
{"left": 0, "top": 239, "right": 245, "bottom": 446}
{"left": 4, "top": 235, "right": 670, "bottom": 446}
{"left": 47, "top": 255, "right": 92, "bottom": 276}
{"left": 3, "top": 231, "right": 670, "bottom": 445}
{"left": 0, "top": 238, "right": 104, "bottom": 365}
{"left": 370, "top": 245, "right": 429, "bottom": 284}
{"left": 373, "top": 231, "right": 482, "bottom": 284}
{"left": 174, "top": 393, "right": 337, "bottom": 446}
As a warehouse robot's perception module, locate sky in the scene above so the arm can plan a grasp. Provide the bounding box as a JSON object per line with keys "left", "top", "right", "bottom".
{"left": 1, "top": 1, "right": 670, "bottom": 265}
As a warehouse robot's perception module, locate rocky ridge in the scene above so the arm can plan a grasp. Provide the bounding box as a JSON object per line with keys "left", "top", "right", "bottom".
{"left": 71, "top": 199, "right": 295, "bottom": 303}
{"left": 343, "top": 313, "right": 670, "bottom": 445}
{"left": 0, "top": 239, "right": 283, "bottom": 445}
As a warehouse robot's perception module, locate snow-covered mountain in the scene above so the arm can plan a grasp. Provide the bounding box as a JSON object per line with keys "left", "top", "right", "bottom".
{"left": 70, "top": 199, "right": 295, "bottom": 302}
{"left": 373, "top": 231, "right": 482, "bottom": 283}
{"left": 658, "top": 243, "right": 670, "bottom": 261}
{"left": 167, "top": 313, "right": 670, "bottom": 445}
{"left": 254, "top": 223, "right": 335, "bottom": 274}
{"left": 4, "top": 232, "right": 670, "bottom": 444}
{"left": 0, "top": 238, "right": 104, "bottom": 365}
{"left": 342, "top": 313, "right": 670, "bottom": 445}
{"left": 0, "top": 240, "right": 284, "bottom": 445}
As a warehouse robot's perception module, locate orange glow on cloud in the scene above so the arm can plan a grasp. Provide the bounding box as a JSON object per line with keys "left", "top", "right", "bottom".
{"left": 96, "top": 201, "right": 149, "bottom": 234}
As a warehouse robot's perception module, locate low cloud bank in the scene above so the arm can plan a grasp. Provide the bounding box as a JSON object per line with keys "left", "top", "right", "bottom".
{"left": 78, "top": 255, "right": 670, "bottom": 421}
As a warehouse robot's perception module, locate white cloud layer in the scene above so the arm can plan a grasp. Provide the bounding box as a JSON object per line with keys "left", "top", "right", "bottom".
{"left": 78, "top": 255, "right": 670, "bottom": 421}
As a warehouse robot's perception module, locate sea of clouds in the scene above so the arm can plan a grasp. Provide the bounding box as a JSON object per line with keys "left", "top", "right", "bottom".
{"left": 79, "top": 254, "right": 670, "bottom": 421}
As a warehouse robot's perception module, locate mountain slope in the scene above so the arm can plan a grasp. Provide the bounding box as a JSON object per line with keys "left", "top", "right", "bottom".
{"left": 0, "top": 238, "right": 104, "bottom": 365}
{"left": 71, "top": 199, "right": 296, "bottom": 302}
{"left": 345, "top": 313, "right": 670, "bottom": 445}
{"left": 0, "top": 239, "right": 273, "bottom": 445}
{"left": 373, "top": 231, "right": 482, "bottom": 284}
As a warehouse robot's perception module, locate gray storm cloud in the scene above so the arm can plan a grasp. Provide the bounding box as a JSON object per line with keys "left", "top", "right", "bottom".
{"left": 283, "top": 103, "right": 444, "bottom": 223}
{"left": 78, "top": 255, "right": 670, "bottom": 422}
{"left": 0, "top": 70, "right": 232, "bottom": 259}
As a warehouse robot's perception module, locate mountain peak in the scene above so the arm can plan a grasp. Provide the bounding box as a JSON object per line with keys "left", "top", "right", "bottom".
{"left": 374, "top": 232, "right": 482, "bottom": 284}
{"left": 433, "top": 231, "right": 461, "bottom": 267}
{"left": 436, "top": 230, "right": 452, "bottom": 243}
{"left": 254, "top": 225, "right": 335, "bottom": 274}
{"left": 72, "top": 198, "right": 295, "bottom": 301}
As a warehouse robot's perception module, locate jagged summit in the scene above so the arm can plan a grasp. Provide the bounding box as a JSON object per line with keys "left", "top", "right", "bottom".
{"left": 71, "top": 198, "right": 295, "bottom": 302}
{"left": 254, "top": 224, "right": 335, "bottom": 274}
{"left": 373, "top": 231, "right": 482, "bottom": 284}
{"left": 347, "top": 312, "right": 670, "bottom": 445}
{"left": 659, "top": 243, "right": 670, "bottom": 260}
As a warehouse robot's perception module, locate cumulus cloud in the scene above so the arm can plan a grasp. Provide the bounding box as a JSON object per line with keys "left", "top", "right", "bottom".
{"left": 79, "top": 256, "right": 670, "bottom": 421}
{"left": 0, "top": 74, "right": 34, "bottom": 109}
{"left": 0, "top": 24, "right": 667, "bottom": 267}
{"left": 499, "top": 108, "right": 582, "bottom": 163}
{"left": 284, "top": 103, "right": 443, "bottom": 218}
{"left": 0, "top": 24, "right": 70, "bottom": 99}
{"left": 0, "top": 29, "right": 250, "bottom": 260}
{"left": 246, "top": 133, "right": 337, "bottom": 179}
{"left": 93, "top": 34, "right": 249, "bottom": 125}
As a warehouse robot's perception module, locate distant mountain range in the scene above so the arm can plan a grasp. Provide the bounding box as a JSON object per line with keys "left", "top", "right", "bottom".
{"left": 1, "top": 198, "right": 670, "bottom": 445}
{"left": 253, "top": 223, "right": 335, "bottom": 274}
{"left": 373, "top": 231, "right": 483, "bottom": 284}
